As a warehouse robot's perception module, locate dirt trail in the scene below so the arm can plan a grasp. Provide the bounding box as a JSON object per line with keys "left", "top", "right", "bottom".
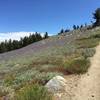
{"left": 55, "top": 44, "right": 100, "bottom": 100}
{"left": 73, "top": 44, "right": 100, "bottom": 100}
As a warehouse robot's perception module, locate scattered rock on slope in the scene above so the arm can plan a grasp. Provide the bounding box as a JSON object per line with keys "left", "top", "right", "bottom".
{"left": 45, "top": 76, "right": 67, "bottom": 93}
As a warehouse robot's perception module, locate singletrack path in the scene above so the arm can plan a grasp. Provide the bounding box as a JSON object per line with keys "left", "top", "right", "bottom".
{"left": 55, "top": 44, "right": 100, "bottom": 100}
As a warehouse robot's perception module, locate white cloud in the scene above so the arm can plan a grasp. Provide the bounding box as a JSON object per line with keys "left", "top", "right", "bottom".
{"left": 0, "top": 32, "right": 45, "bottom": 42}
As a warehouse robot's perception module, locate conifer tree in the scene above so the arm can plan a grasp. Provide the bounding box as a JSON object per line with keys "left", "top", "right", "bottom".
{"left": 44, "top": 32, "right": 49, "bottom": 39}
{"left": 93, "top": 8, "right": 100, "bottom": 26}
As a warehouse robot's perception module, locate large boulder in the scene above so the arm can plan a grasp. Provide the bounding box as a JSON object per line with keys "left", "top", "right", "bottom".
{"left": 45, "top": 76, "right": 67, "bottom": 93}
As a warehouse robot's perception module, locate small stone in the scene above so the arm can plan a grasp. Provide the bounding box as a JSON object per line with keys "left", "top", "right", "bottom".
{"left": 91, "top": 95, "right": 94, "bottom": 97}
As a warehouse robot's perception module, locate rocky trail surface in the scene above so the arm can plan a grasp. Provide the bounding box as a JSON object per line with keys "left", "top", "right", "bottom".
{"left": 53, "top": 44, "right": 100, "bottom": 100}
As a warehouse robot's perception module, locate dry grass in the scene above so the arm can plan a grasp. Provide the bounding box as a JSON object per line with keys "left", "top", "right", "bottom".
{"left": 14, "top": 84, "right": 52, "bottom": 100}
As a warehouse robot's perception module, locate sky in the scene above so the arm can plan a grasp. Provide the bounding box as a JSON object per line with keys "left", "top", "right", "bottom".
{"left": 0, "top": 0, "right": 100, "bottom": 40}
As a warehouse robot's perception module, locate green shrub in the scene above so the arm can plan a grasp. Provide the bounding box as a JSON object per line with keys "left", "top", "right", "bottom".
{"left": 63, "top": 58, "right": 90, "bottom": 74}
{"left": 91, "top": 33, "right": 100, "bottom": 38}
{"left": 76, "top": 38, "right": 99, "bottom": 48}
{"left": 14, "top": 84, "right": 52, "bottom": 100}
{"left": 81, "top": 48, "right": 96, "bottom": 59}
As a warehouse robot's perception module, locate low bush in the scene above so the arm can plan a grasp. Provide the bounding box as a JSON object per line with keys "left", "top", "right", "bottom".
{"left": 81, "top": 48, "right": 96, "bottom": 59}
{"left": 91, "top": 34, "right": 100, "bottom": 38}
{"left": 76, "top": 38, "right": 99, "bottom": 48}
{"left": 63, "top": 57, "right": 90, "bottom": 74}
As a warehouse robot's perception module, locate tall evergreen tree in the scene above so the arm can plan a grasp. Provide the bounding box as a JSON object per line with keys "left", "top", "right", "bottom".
{"left": 93, "top": 8, "right": 100, "bottom": 26}
{"left": 80, "top": 25, "right": 83, "bottom": 28}
{"left": 35, "top": 32, "right": 42, "bottom": 41}
{"left": 58, "top": 29, "right": 64, "bottom": 35}
{"left": 73, "top": 25, "right": 77, "bottom": 30}
{"left": 77, "top": 25, "right": 79, "bottom": 29}
{"left": 44, "top": 32, "right": 49, "bottom": 39}
{"left": 60, "top": 29, "right": 64, "bottom": 33}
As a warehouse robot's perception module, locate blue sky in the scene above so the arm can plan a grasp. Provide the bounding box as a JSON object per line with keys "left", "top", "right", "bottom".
{"left": 0, "top": 0, "right": 100, "bottom": 35}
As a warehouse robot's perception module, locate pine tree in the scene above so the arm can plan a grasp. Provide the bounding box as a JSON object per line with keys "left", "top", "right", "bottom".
{"left": 93, "top": 8, "right": 100, "bottom": 26}
{"left": 80, "top": 25, "right": 83, "bottom": 28}
{"left": 77, "top": 25, "right": 79, "bottom": 29}
{"left": 73, "top": 25, "right": 77, "bottom": 30}
{"left": 44, "top": 32, "right": 49, "bottom": 39}
{"left": 60, "top": 29, "right": 64, "bottom": 33}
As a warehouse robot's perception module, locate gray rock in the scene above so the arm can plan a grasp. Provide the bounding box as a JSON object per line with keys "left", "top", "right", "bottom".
{"left": 45, "top": 76, "right": 67, "bottom": 93}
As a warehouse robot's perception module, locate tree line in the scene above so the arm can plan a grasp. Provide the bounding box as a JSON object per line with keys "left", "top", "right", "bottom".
{"left": 58, "top": 8, "right": 100, "bottom": 35}
{"left": 0, "top": 32, "right": 49, "bottom": 53}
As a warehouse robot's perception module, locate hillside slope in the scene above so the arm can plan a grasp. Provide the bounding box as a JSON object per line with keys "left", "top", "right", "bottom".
{"left": 0, "top": 28, "right": 98, "bottom": 61}
{"left": 0, "top": 27, "right": 100, "bottom": 99}
{"left": 0, "top": 32, "right": 86, "bottom": 60}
